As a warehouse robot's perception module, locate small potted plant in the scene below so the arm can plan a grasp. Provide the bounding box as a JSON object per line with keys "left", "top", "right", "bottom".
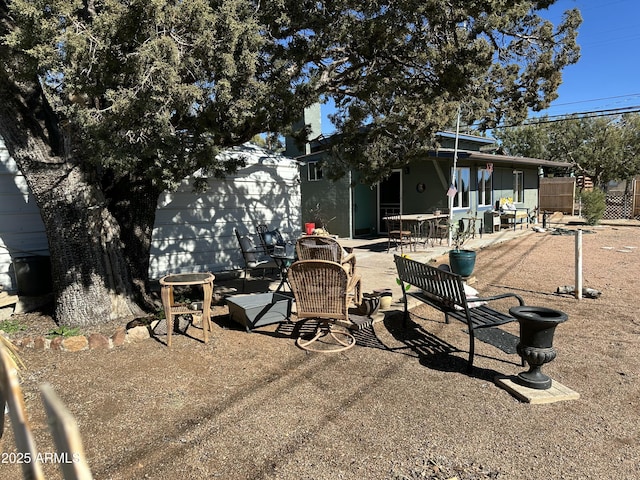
{"left": 448, "top": 219, "right": 476, "bottom": 277}
{"left": 308, "top": 203, "right": 336, "bottom": 235}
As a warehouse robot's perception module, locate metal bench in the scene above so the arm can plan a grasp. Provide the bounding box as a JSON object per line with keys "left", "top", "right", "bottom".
{"left": 394, "top": 255, "right": 525, "bottom": 370}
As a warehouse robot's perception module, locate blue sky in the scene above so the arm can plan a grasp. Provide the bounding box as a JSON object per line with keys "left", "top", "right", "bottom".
{"left": 320, "top": 0, "right": 640, "bottom": 134}
{"left": 541, "top": 0, "right": 640, "bottom": 118}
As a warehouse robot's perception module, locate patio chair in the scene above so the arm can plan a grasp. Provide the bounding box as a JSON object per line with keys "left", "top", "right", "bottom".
{"left": 256, "top": 224, "right": 286, "bottom": 255}
{"left": 385, "top": 214, "right": 415, "bottom": 253}
{"left": 295, "top": 235, "right": 358, "bottom": 281}
{"left": 288, "top": 260, "right": 367, "bottom": 353}
{"left": 234, "top": 229, "right": 278, "bottom": 292}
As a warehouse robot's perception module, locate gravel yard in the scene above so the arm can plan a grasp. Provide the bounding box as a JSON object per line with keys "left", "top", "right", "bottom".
{"left": 2, "top": 224, "right": 639, "bottom": 479}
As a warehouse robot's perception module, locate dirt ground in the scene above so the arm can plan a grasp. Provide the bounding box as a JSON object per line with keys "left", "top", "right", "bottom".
{"left": 2, "top": 224, "right": 639, "bottom": 479}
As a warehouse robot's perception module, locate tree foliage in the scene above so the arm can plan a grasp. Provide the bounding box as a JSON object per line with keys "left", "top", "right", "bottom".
{"left": 306, "top": 1, "right": 582, "bottom": 183}
{"left": 3, "top": 0, "right": 316, "bottom": 189}
{"left": 495, "top": 113, "right": 640, "bottom": 187}
{"left": 2, "top": 0, "right": 582, "bottom": 188}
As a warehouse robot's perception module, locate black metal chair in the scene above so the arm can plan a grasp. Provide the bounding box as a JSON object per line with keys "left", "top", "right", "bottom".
{"left": 256, "top": 224, "right": 286, "bottom": 255}
{"left": 234, "top": 229, "right": 278, "bottom": 292}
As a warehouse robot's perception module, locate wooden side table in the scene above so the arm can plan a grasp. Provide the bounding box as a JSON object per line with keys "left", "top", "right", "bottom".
{"left": 159, "top": 272, "right": 215, "bottom": 347}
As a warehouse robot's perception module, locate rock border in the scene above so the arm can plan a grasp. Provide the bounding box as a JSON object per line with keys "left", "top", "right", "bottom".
{"left": 5, "top": 324, "right": 153, "bottom": 353}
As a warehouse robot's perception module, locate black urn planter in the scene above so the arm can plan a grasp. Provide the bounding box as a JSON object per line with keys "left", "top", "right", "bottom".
{"left": 509, "top": 306, "right": 568, "bottom": 390}
{"left": 448, "top": 249, "right": 476, "bottom": 277}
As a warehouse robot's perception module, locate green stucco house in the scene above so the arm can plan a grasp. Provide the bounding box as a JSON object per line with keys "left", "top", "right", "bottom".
{"left": 286, "top": 105, "right": 569, "bottom": 239}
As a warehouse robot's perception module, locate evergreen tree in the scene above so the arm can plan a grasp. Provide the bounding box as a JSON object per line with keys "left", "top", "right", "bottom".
{"left": 496, "top": 113, "right": 640, "bottom": 188}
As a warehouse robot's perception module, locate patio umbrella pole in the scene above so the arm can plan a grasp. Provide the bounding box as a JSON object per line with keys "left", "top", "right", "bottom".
{"left": 448, "top": 105, "right": 461, "bottom": 247}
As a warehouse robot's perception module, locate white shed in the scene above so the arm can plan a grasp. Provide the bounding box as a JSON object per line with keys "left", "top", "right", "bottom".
{"left": 0, "top": 139, "right": 301, "bottom": 291}
{"left": 0, "top": 138, "right": 50, "bottom": 294}
{"left": 149, "top": 143, "right": 301, "bottom": 280}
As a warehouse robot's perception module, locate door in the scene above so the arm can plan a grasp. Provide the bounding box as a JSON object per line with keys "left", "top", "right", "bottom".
{"left": 378, "top": 170, "right": 402, "bottom": 233}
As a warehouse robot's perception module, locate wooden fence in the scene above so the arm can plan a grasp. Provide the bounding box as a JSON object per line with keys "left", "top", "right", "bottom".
{"left": 539, "top": 177, "right": 576, "bottom": 214}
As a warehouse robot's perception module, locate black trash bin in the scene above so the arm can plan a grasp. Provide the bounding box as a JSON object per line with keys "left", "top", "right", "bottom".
{"left": 13, "top": 255, "right": 53, "bottom": 296}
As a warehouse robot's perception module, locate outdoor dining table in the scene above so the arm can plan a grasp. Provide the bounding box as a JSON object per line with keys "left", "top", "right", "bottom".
{"left": 159, "top": 272, "right": 215, "bottom": 347}
{"left": 384, "top": 213, "right": 449, "bottom": 247}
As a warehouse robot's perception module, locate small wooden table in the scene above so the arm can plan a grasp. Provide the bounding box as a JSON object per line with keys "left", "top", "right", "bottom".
{"left": 159, "top": 272, "right": 215, "bottom": 347}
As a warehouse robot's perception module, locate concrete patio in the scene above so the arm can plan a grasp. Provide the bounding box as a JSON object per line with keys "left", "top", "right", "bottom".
{"left": 215, "top": 222, "right": 538, "bottom": 309}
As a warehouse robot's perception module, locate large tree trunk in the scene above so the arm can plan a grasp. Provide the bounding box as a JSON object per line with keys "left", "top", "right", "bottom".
{"left": 102, "top": 170, "right": 164, "bottom": 310}
{"left": 0, "top": 76, "right": 145, "bottom": 326}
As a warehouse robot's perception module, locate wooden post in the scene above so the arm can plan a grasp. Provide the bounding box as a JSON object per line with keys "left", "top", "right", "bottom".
{"left": 0, "top": 344, "right": 45, "bottom": 480}
{"left": 40, "top": 383, "right": 93, "bottom": 479}
{"left": 575, "top": 229, "right": 583, "bottom": 300}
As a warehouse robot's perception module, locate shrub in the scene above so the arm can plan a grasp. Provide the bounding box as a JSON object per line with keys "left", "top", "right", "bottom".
{"left": 580, "top": 188, "right": 606, "bottom": 225}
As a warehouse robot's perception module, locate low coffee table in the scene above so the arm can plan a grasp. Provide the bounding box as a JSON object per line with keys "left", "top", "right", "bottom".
{"left": 159, "top": 272, "right": 215, "bottom": 347}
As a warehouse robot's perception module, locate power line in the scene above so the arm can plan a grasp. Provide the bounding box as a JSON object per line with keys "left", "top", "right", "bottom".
{"left": 547, "top": 93, "right": 640, "bottom": 108}
{"left": 497, "top": 105, "right": 640, "bottom": 129}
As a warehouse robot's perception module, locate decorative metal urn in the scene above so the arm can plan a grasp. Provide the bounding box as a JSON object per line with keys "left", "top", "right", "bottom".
{"left": 509, "top": 306, "right": 568, "bottom": 390}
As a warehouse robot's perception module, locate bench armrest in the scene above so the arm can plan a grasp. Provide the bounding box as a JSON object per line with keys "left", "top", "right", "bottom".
{"left": 475, "top": 292, "right": 525, "bottom": 306}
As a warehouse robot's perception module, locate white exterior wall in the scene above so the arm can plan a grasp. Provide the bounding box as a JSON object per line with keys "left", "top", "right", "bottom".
{"left": 1, "top": 139, "right": 301, "bottom": 289}
{"left": 0, "top": 138, "right": 49, "bottom": 292}
{"left": 149, "top": 144, "right": 301, "bottom": 280}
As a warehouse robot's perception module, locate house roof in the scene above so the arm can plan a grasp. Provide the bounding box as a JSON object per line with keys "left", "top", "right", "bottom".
{"left": 219, "top": 142, "right": 301, "bottom": 166}
{"left": 431, "top": 148, "right": 571, "bottom": 169}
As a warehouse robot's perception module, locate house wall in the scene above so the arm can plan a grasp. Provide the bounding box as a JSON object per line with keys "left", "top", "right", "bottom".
{"left": 298, "top": 153, "right": 352, "bottom": 237}
{"left": 399, "top": 160, "right": 540, "bottom": 228}
{"left": 150, "top": 146, "right": 301, "bottom": 280}
{"left": 492, "top": 165, "right": 539, "bottom": 212}
{"left": 297, "top": 154, "right": 542, "bottom": 239}
{"left": 0, "top": 138, "right": 50, "bottom": 292}
{"left": 401, "top": 160, "right": 450, "bottom": 215}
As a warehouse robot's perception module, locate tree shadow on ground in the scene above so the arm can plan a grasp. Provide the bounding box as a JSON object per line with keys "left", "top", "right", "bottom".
{"left": 364, "top": 309, "right": 521, "bottom": 381}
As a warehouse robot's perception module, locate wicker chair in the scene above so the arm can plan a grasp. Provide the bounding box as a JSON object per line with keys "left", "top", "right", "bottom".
{"left": 295, "top": 235, "right": 357, "bottom": 278}
{"left": 288, "top": 260, "right": 365, "bottom": 353}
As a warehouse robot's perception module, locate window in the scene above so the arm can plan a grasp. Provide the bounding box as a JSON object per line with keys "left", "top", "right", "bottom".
{"left": 453, "top": 167, "right": 470, "bottom": 209}
{"left": 513, "top": 170, "right": 524, "bottom": 203}
{"left": 307, "top": 161, "right": 323, "bottom": 181}
{"left": 477, "top": 168, "right": 493, "bottom": 207}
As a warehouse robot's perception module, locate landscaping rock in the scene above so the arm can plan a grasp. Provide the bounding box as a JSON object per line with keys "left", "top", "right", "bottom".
{"left": 61, "top": 335, "right": 89, "bottom": 352}
{"left": 111, "top": 326, "right": 127, "bottom": 347}
{"left": 126, "top": 325, "right": 150, "bottom": 343}
{"left": 88, "top": 333, "right": 110, "bottom": 350}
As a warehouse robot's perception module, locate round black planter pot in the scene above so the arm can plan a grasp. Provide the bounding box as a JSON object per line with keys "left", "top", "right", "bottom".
{"left": 448, "top": 249, "right": 476, "bottom": 277}
{"left": 509, "top": 306, "right": 568, "bottom": 390}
